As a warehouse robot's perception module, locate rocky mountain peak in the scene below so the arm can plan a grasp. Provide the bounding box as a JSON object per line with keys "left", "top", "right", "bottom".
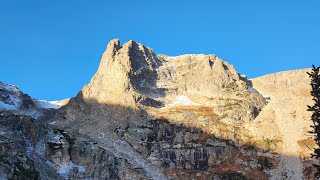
{"left": 77, "top": 39, "right": 255, "bottom": 108}
{"left": 78, "top": 39, "right": 162, "bottom": 108}
{"left": 0, "top": 38, "right": 315, "bottom": 179}
{"left": 46, "top": 39, "right": 283, "bottom": 180}
{"left": 63, "top": 39, "right": 266, "bottom": 126}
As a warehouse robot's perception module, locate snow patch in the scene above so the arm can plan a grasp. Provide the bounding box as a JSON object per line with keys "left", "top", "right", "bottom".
{"left": 168, "top": 55, "right": 182, "bottom": 59}
{"left": 169, "top": 96, "right": 200, "bottom": 106}
{"left": 155, "top": 60, "right": 174, "bottom": 72}
{"left": 49, "top": 121, "right": 57, "bottom": 125}
{"left": 0, "top": 82, "right": 20, "bottom": 93}
{"left": 168, "top": 54, "right": 206, "bottom": 60}
{"left": 37, "top": 100, "right": 61, "bottom": 109}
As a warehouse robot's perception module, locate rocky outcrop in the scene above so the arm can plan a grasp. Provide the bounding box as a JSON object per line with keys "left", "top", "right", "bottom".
{"left": 80, "top": 39, "right": 163, "bottom": 108}
{"left": 251, "top": 69, "right": 311, "bottom": 98}
{"left": 0, "top": 82, "right": 37, "bottom": 111}
{"left": 245, "top": 69, "right": 315, "bottom": 179}
{"left": 43, "top": 128, "right": 150, "bottom": 179}
{"left": 26, "top": 113, "right": 273, "bottom": 179}
{"left": 157, "top": 54, "right": 247, "bottom": 98}
{"left": 0, "top": 112, "right": 40, "bottom": 179}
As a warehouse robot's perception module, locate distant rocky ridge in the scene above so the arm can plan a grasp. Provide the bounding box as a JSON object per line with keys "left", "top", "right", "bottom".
{"left": 0, "top": 82, "right": 37, "bottom": 111}
{"left": 0, "top": 39, "right": 316, "bottom": 179}
{"left": 0, "top": 82, "right": 69, "bottom": 119}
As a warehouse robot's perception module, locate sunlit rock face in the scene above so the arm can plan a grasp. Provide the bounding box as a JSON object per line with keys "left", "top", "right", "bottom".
{"left": 247, "top": 69, "right": 314, "bottom": 180}
{"left": 79, "top": 39, "right": 163, "bottom": 108}
{"left": 81, "top": 39, "right": 263, "bottom": 107}
{"left": 64, "top": 39, "right": 266, "bottom": 122}
{"left": 0, "top": 39, "right": 314, "bottom": 179}
{"left": 52, "top": 39, "right": 271, "bottom": 179}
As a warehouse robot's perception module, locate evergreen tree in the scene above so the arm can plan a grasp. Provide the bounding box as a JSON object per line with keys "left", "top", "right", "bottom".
{"left": 307, "top": 65, "right": 320, "bottom": 178}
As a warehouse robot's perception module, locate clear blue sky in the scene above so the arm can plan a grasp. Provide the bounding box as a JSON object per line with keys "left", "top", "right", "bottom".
{"left": 1, "top": 1, "right": 319, "bottom": 100}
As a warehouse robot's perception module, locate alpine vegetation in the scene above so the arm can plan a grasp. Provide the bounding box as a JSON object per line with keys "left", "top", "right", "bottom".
{"left": 307, "top": 65, "right": 320, "bottom": 179}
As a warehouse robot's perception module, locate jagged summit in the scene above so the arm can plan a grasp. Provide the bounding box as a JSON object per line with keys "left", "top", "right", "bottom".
{"left": 59, "top": 39, "right": 266, "bottom": 139}
{"left": 69, "top": 39, "right": 261, "bottom": 112}
{"left": 78, "top": 39, "right": 162, "bottom": 107}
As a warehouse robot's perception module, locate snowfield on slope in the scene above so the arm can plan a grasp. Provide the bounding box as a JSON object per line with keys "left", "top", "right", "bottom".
{"left": 169, "top": 96, "right": 200, "bottom": 106}
{"left": 36, "top": 100, "right": 61, "bottom": 109}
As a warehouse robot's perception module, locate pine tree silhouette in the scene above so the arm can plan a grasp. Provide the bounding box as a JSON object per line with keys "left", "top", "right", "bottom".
{"left": 307, "top": 65, "right": 320, "bottom": 178}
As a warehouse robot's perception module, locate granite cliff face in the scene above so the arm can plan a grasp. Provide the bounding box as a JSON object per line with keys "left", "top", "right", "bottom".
{"left": 246, "top": 69, "right": 315, "bottom": 179}
{"left": 0, "top": 39, "right": 315, "bottom": 179}
{"left": 64, "top": 39, "right": 265, "bottom": 122}
{"left": 50, "top": 39, "right": 271, "bottom": 179}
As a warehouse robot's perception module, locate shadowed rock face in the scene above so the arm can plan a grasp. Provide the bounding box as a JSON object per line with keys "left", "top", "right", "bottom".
{"left": 0, "top": 112, "right": 40, "bottom": 180}
{"left": 0, "top": 82, "right": 37, "bottom": 111}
